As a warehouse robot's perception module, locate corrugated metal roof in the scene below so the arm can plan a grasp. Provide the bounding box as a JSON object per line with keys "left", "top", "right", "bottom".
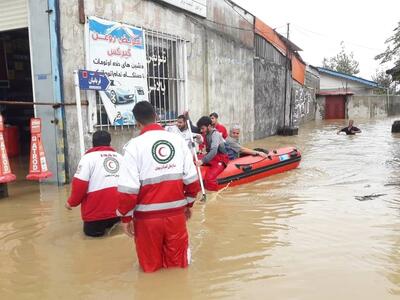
{"left": 316, "top": 67, "right": 379, "bottom": 88}
{"left": 276, "top": 32, "right": 302, "bottom": 52}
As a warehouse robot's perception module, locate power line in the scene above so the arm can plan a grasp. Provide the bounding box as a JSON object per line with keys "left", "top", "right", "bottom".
{"left": 273, "top": 24, "right": 287, "bottom": 31}
{"left": 223, "top": 0, "right": 254, "bottom": 28}
{"left": 184, "top": 12, "right": 253, "bottom": 31}
{"left": 291, "top": 23, "right": 382, "bottom": 52}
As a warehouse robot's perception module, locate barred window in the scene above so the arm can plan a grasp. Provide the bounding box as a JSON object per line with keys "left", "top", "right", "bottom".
{"left": 95, "top": 30, "right": 186, "bottom": 129}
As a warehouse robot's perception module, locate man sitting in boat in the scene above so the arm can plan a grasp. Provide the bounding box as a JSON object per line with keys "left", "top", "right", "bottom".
{"left": 337, "top": 120, "right": 361, "bottom": 135}
{"left": 195, "top": 116, "right": 229, "bottom": 191}
{"left": 209, "top": 112, "right": 228, "bottom": 139}
{"left": 225, "top": 124, "right": 269, "bottom": 160}
{"left": 165, "top": 114, "right": 202, "bottom": 150}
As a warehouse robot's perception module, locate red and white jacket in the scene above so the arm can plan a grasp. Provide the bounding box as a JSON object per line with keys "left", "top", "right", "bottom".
{"left": 67, "top": 146, "right": 122, "bottom": 222}
{"left": 117, "top": 124, "right": 200, "bottom": 222}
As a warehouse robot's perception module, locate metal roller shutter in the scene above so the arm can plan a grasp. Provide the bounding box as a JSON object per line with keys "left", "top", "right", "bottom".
{"left": 0, "top": 0, "right": 28, "bottom": 32}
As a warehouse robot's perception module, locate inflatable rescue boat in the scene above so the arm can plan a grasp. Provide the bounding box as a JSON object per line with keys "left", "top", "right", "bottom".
{"left": 200, "top": 146, "right": 301, "bottom": 190}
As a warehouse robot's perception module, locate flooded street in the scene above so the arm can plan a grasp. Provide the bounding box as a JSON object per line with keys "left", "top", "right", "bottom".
{"left": 1, "top": 118, "right": 400, "bottom": 299}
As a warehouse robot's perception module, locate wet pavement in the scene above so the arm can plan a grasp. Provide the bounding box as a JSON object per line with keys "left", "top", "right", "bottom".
{"left": 1, "top": 118, "right": 400, "bottom": 299}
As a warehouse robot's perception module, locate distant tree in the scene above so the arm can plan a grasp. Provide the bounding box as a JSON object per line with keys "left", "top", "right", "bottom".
{"left": 372, "top": 70, "right": 392, "bottom": 88}
{"left": 372, "top": 69, "right": 394, "bottom": 94}
{"left": 322, "top": 41, "right": 360, "bottom": 75}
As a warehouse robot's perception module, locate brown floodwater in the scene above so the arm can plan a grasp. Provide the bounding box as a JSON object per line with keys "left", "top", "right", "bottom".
{"left": 1, "top": 118, "right": 400, "bottom": 299}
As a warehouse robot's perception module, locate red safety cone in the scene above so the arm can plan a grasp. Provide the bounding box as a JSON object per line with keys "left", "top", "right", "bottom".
{"left": 26, "top": 118, "right": 52, "bottom": 180}
{"left": 0, "top": 115, "right": 16, "bottom": 183}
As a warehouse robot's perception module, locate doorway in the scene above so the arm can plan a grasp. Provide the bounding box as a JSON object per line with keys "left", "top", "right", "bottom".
{"left": 325, "top": 95, "right": 345, "bottom": 119}
{"left": 0, "top": 28, "right": 33, "bottom": 160}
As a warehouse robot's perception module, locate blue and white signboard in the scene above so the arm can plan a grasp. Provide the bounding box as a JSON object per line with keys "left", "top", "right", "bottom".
{"left": 78, "top": 70, "right": 110, "bottom": 90}
{"left": 86, "top": 16, "right": 148, "bottom": 125}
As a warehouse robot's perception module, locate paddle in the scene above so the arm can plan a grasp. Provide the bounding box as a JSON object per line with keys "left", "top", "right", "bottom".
{"left": 187, "top": 120, "right": 207, "bottom": 202}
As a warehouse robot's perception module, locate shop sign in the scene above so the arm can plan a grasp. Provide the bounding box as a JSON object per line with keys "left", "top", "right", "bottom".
{"left": 86, "top": 16, "right": 148, "bottom": 125}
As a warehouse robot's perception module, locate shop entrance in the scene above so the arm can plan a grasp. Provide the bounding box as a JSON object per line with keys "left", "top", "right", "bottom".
{"left": 0, "top": 28, "right": 34, "bottom": 160}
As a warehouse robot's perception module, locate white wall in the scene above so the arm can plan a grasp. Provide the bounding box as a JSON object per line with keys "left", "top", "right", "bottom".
{"left": 320, "top": 74, "right": 375, "bottom": 95}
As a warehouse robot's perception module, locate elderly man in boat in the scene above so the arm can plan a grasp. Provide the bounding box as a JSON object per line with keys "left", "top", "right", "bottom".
{"left": 225, "top": 124, "right": 269, "bottom": 160}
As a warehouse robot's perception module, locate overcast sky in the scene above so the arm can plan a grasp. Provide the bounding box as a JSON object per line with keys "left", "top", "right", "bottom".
{"left": 232, "top": 0, "right": 399, "bottom": 80}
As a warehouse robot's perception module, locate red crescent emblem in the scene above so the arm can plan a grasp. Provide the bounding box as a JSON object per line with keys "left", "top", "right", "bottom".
{"left": 158, "top": 146, "right": 167, "bottom": 157}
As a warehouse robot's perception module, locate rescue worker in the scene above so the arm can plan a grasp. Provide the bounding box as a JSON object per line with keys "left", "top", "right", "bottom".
{"left": 165, "top": 114, "right": 203, "bottom": 150}
{"left": 209, "top": 112, "right": 228, "bottom": 139}
{"left": 117, "top": 101, "right": 200, "bottom": 273}
{"left": 65, "top": 130, "right": 121, "bottom": 237}
{"left": 195, "top": 116, "right": 229, "bottom": 191}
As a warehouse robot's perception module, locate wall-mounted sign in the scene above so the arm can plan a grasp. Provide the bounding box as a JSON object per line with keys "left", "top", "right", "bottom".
{"left": 86, "top": 16, "right": 148, "bottom": 126}
{"left": 158, "top": 0, "right": 207, "bottom": 18}
{"left": 78, "top": 70, "right": 110, "bottom": 91}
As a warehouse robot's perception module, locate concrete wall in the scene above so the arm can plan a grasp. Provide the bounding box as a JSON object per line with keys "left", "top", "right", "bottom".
{"left": 315, "top": 95, "right": 326, "bottom": 120}
{"left": 206, "top": 30, "right": 254, "bottom": 142}
{"left": 253, "top": 35, "right": 287, "bottom": 139}
{"left": 388, "top": 96, "right": 400, "bottom": 116}
{"left": 291, "top": 80, "right": 316, "bottom": 126}
{"left": 305, "top": 66, "right": 319, "bottom": 93}
{"left": 348, "top": 95, "right": 400, "bottom": 119}
{"left": 59, "top": 0, "right": 255, "bottom": 177}
{"left": 320, "top": 74, "right": 375, "bottom": 95}
{"left": 316, "top": 95, "right": 400, "bottom": 120}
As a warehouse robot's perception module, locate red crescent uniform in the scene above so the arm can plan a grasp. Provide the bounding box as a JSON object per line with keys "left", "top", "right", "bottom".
{"left": 117, "top": 124, "right": 200, "bottom": 272}
{"left": 68, "top": 146, "right": 122, "bottom": 221}
{"left": 215, "top": 123, "right": 228, "bottom": 139}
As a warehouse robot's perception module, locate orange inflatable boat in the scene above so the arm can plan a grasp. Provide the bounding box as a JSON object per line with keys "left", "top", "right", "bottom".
{"left": 200, "top": 146, "right": 301, "bottom": 190}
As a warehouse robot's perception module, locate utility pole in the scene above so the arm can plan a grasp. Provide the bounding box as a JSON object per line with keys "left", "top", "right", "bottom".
{"left": 283, "top": 23, "right": 290, "bottom": 128}
{"left": 279, "top": 23, "right": 298, "bottom": 136}
{"left": 287, "top": 23, "right": 292, "bottom": 127}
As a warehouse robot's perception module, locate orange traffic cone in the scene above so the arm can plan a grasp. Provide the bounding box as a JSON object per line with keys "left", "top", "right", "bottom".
{"left": 0, "top": 115, "right": 16, "bottom": 183}
{"left": 26, "top": 118, "right": 52, "bottom": 180}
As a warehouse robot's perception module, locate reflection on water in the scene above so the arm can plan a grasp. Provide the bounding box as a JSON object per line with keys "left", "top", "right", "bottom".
{"left": 1, "top": 118, "right": 400, "bottom": 299}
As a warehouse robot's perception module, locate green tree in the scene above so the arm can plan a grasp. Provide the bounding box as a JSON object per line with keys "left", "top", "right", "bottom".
{"left": 375, "top": 22, "right": 400, "bottom": 81}
{"left": 372, "top": 70, "right": 392, "bottom": 88}
{"left": 375, "top": 22, "right": 400, "bottom": 65}
{"left": 322, "top": 41, "right": 360, "bottom": 75}
{"left": 372, "top": 69, "right": 393, "bottom": 94}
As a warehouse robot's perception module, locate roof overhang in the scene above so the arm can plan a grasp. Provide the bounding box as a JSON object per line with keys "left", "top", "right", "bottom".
{"left": 316, "top": 67, "right": 379, "bottom": 88}
{"left": 317, "top": 90, "right": 354, "bottom": 96}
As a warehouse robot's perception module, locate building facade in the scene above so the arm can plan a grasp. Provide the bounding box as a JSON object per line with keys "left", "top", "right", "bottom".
{"left": 315, "top": 67, "right": 380, "bottom": 119}
{"left": 0, "top": 0, "right": 312, "bottom": 183}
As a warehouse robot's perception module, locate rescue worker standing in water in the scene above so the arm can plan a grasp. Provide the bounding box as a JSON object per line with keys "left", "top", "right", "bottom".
{"left": 117, "top": 101, "right": 200, "bottom": 273}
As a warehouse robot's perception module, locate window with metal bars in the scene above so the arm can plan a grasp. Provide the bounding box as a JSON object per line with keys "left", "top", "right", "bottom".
{"left": 95, "top": 30, "right": 186, "bottom": 129}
